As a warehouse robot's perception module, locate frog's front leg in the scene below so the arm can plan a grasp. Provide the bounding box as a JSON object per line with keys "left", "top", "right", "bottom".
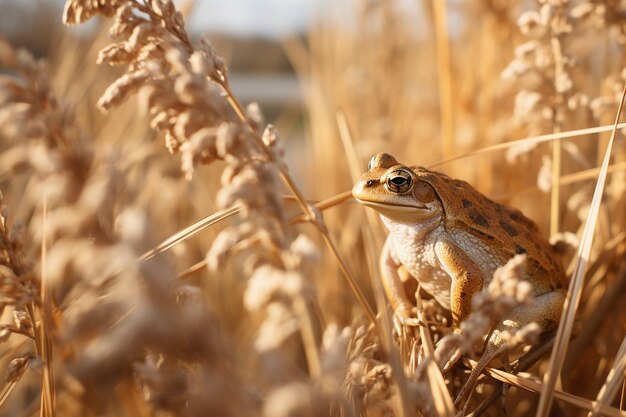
{"left": 379, "top": 238, "right": 421, "bottom": 327}
{"left": 434, "top": 239, "right": 485, "bottom": 328}
{"left": 434, "top": 239, "right": 486, "bottom": 375}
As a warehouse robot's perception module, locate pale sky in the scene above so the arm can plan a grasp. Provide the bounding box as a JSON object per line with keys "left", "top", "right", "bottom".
{"left": 187, "top": 0, "right": 322, "bottom": 37}
{"left": 0, "top": 0, "right": 321, "bottom": 38}
{"left": 1, "top": 0, "right": 425, "bottom": 40}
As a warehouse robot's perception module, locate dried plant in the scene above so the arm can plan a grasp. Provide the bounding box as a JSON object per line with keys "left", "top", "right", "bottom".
{"left": 61, "top": 0, "right": 361, "bottom": 415}
{"left": 435, "top": 255, "right": 539, "bottom": 369}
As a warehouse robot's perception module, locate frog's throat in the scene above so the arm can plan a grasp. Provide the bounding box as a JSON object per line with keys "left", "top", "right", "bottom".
{"left": 380, "top": 213, "right": 443, "bottom": 238}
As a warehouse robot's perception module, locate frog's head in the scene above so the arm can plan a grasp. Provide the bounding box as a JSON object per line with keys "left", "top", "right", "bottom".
{"left": 352, "top": 153, "right": 443, "bottom": 224}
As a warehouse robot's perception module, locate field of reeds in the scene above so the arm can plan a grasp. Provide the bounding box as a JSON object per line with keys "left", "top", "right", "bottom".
{"left": 0, "top": 0, "right": 625, "bottom": 416}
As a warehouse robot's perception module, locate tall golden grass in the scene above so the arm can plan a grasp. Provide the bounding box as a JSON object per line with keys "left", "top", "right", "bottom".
{"left": 0, "top": 1, "right": 625, "bottom": 416}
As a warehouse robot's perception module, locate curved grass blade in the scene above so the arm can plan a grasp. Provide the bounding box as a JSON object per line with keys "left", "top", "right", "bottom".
{"left": 464, "top": 359, "right": 626, "bottom": 417}
{"left": 428, "top": 122, "right": 626, "bottom": 169}
{"left": 139, "top": 204, "right": 241, "bottom": 261}
{"left": 535, "top": 84, "right": 626, "bottom": 417}
{"left": 40, "top": 197, "right": 55, "bottom": 417}
{"left": 588, "top": 336, "right": 626, "bottom": 417}
{"left": 559, "top": 161, "right": 626, "bottom": 186}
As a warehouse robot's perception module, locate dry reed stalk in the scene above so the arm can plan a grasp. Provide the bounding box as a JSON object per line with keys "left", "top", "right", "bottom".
{"left": 38, "top": 198, "right": 55, "bottom": 417}
{"left": 588, "top": 336, "right": 626, "bottom": 417}
{"left": 60, "top": 3, "right": 385, "bottom": 417}
{"left": 0, "top": 39, "right": 64, "bottom": 415}
{"left": 464, "top": 358, "right": 626, "bottom": 417}
{"left": 175, "top": 193, "right": 358, "bottom": 281}
{"left": 536, "top": 84, "right": 626, "bottom": 417}
{"left": 431, "top": 0, "right": 455, "bottom": 162}
{"left": 430, "top": 121, "right": 626, "bottom": 168}
{"left": 413, "top": 292, "right": 455, "bottom": 417}
{"left": 337, "top": 111, "right": 415, "bottom": 417}
{"left": 139, "top": 204, "right": 241, "bottom": 261}
{"left": 65, "top": 0, "right": 376, "bottom": 327}
{"left": 502, "top": 0, "right": 605, "bottom": 247}
{"left": 560, "top": 161, "right": 626, "bottom": 185}
{"left": 1, "top": 29, "right": 250, "bottom": 416}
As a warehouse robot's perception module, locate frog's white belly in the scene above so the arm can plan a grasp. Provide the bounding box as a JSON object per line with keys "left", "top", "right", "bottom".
{"left": 383, "top": 218, "right": 452, "bottom": 310}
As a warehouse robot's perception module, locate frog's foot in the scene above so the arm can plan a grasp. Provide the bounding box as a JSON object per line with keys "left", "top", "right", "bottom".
{"left": 442, "top": 349, "right": 463, "bottom": 374}
{"left": 434, "top": 325, "right": 463, "bottom": 374}
{"left": 500, "top": 353, "right": 512, "bottom": 415}
{"left": 454, "top": 344, "right": 507, "bottom": 408}
{"left": 456, "top": 291, "right": 565, "bottom": 413}
{"left": 468, "top": 330, "right": 558, "bottom": 417}
{"left": 392, "top": 306, "right": 425, "bottom": 334}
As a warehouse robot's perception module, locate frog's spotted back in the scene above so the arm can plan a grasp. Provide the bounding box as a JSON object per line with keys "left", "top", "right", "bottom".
{"left": 411, "top": 166, "right": 567, "bottom": 288}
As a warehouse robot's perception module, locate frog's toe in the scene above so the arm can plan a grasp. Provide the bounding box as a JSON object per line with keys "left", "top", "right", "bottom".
{"left": 401, "top": 317, "right": 423, "bottom": 326}
{"left": 394, "top": 306, "right": 423, "bottom": 327}
{"left": 442, "top": 350, "right": 462, "bottom": 374}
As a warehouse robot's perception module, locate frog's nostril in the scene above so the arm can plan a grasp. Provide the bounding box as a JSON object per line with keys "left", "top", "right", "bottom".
{"left": 366, "top": 180, "right": 376, "bottom": 186}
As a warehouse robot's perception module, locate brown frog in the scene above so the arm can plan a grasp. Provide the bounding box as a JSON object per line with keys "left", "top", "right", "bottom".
{"left": 352, "top": 153, "right": 567, "bottom": 406}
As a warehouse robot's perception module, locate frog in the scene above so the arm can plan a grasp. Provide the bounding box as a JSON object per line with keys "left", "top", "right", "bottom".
{"left": 352, "top": 153, "right": 567, "bottom": 408}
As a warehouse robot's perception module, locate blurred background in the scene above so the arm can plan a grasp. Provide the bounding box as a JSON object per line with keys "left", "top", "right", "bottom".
{"left": 0, "top": 0, "right": 313, "bottom": 114}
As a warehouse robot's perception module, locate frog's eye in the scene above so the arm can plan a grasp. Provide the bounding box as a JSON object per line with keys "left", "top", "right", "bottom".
{"left": 385, "top": 169, "right": 413, "bottom": 194}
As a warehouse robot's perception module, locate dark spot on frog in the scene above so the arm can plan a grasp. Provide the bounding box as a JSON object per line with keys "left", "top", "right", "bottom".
{"left": 461, "top": 199, "right": 472, "bottom": 208}
{"left": 548, "top": 257, "right": 559, "bottom": 269}
{"left": 468, "top": 210, "right": 490, "bottom": 227}
{"left": 468, "top": 227, "right": 495, "bottom": 241}
{"left": 509, "top": 211, "right": 521, "bottom": 221}
{"left": 499, "top": 220, "right": 519, "bottom": 236}
{"left": 366, "top": 179, "right": 378, "bottom": 187}
{"left": 515, "top": 245, "right": 527, "bottom": 254}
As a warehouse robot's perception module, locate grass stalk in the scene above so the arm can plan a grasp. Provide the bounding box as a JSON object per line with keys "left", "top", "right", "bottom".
{"left": 588, "top": 336, "right": 626, "bottom": 417}
{"left": 464, "top": 359, "right": 626, "bottom": 417}
{"left": 429, "top": 122, "right": 626, "bottom": 168}
{"left": 549, "top": 36, "right": 565, "bottom": 237}
{"left": 431, "top": 0, "right": 454, "bottom": 160}
{"left": 139, "top": 205, "right": 241, "bottom": 261}
{"left": 217, "top": 79, "right": 378, "bottom": 325}
{"left": 414, "top": 292, "right": 455, "bottom": 417}
{"left": 535, "top": 83, "right": 626, "bottom": 417}
{"left": 39, "top": 198, "right": 55, "bottom": 417}
{"left": 337, "top": 111, "right": 412, "bottom": 417}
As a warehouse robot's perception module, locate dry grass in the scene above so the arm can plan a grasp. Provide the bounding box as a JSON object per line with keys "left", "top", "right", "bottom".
{"left": 0, "top": 0, "right": 625, "bottom": 416}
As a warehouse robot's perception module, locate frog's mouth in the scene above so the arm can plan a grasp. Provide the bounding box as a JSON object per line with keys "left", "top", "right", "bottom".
{"left": 354, "top": 198, "right": 429, "bottom": 212}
